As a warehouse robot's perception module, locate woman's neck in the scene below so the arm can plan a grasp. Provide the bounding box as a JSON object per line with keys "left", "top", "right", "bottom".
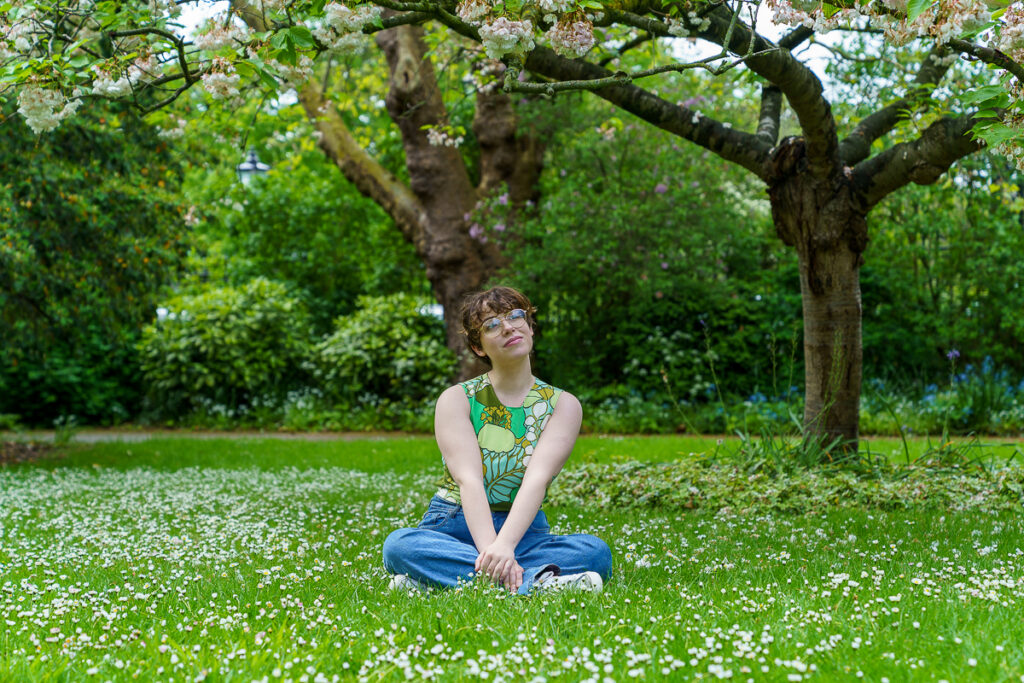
{"left": 487, "top": 358, "right": 534, "bottom": 406}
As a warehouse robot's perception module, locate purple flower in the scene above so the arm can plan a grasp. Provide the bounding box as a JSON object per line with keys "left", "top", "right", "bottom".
{"left": 661, "top": 261, "right": 669, "bottom": 270}
{"left": 469, "top": 224, "right": 486, "bottom": 243}
{"left": 494, "top": 222, "right": 506, "bottom": 232}
{"left": 497, "top": 193, "right": 509, "bottom": 206}
{"left": 654, "top": 183, "right": 668, "bottom": 194}
{"left": 946, "top": 349, "right": 960, "bottom": 360}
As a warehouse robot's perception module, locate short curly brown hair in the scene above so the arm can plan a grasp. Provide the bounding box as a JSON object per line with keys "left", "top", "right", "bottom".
{"left": 460, "top": 286, "right": 537, "bottom": 365}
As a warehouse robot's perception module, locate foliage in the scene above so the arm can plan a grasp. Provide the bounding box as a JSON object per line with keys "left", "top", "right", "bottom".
{"left": 861, "top": 152, "right": 1024, "bottom": 381}
{"left": 548, "top": 458, "right": 1024, "bottom": 515}
{"left": 861, "top": 361, "right": 1024, "bottom": 437}
{"left": 0, "top": 102, "right": 186, "bottom": 425}
{"left": 483, "top": 102, "right": 802, "bottom": 401}
{"left": 312, "top": 293, "right": 455, "bottom": 406}
{"left": 176, "top": 102, "right": 428, "bottom": 334}
{"left": 138, "top": 278, "right": 311, "bottom": 418}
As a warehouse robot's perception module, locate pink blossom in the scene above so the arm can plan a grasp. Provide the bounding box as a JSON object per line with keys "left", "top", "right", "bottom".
{"left": 654, "top": 183, "right": 668, "bottom": 194}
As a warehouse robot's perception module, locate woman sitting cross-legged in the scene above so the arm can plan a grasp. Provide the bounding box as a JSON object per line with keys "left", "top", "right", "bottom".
{"left": 382, "top": 286, "right": 612, "bottom": 595}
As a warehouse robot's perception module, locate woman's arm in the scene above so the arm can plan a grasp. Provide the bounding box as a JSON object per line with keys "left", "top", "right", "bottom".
{"left": 475, "top": 392, "right": 583, "bottom": 591}
{"left": 435, "top": 385, "right": 498, "bottom": 552}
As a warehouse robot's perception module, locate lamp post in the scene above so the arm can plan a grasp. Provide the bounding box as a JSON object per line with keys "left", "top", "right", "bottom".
{"left": 235, "top": 149, "right": 270, "bottom": 185}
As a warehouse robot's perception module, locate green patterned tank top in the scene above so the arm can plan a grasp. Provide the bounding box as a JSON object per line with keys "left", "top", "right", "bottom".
{"left": 436, "top": 374, "right": 563, "bottom": 511}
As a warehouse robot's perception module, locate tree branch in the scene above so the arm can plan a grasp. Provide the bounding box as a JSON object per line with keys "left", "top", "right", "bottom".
{"left": 598, "top": 32, "right": 653, "bottom": 68}
{"left": 947, "top": 38, "right": 1024, "bottom": 83}
{"left": 230, "top": 0, "right": 427, "bottom": 246}
{"left": 756, "top": 84, "right": 783, "bottom": 146}
{"left": 523, "top": 46, "right": 773, "bottom": 179}
{"left": 853, "top": 114, "right": 982, "bottom": 208}
{"left": 695, "top": 4, "right": 841, "bottom": 180}
{"left": 839, "top": 44, "right": 953, "bottom": 166}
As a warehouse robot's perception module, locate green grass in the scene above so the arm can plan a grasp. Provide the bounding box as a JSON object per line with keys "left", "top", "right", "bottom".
{"left": 1, "top": 437, "right": 1022, "bottom": 681}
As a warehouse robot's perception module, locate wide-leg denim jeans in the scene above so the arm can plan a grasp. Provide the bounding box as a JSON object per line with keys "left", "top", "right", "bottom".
{"left": 382, "top": 496, "right": 612, "bottom": 595}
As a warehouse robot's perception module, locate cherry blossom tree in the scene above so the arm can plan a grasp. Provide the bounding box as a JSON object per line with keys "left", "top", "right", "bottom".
{"left": 2, "top": 0, "right": 1021, "bottom": 446}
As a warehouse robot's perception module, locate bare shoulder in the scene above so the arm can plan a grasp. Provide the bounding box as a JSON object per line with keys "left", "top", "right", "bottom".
{"left": 435, "top": 384, "right": 470, "bottom": 414}
{"left": 553, "top": 390, "right": 583, "bottom": 421}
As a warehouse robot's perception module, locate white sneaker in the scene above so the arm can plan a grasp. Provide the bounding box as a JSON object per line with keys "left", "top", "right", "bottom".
{"left": 535, "top": 571, "right": 603, "bottom": 593}
{"left": 388, "top": 574, "right": 422, "bottom": 592}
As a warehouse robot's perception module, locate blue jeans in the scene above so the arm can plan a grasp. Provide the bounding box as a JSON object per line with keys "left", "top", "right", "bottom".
{"left": 382, "top": 496, "right": 612, "bottom": 595}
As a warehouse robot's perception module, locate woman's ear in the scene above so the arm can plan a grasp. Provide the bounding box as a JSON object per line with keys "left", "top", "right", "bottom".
{"left": 471, "top": 345, "right": 486, "bottom": 359}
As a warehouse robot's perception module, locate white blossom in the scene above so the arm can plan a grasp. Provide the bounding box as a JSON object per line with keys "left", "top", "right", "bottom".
{"left": 479, "top": 17, "right": 535, "bottom": 59}
{"left": 157, "top": 116, "right": 188, "bottom": 140}
{"left": 17, "top": 85, "right": 83, "bottom": 134}
{"left": 323, "top": 2, "right": 380, "bottom": 34}
{"left": 456, "top": 0, "right": 490, "bottom": 25}
{"left": 274, "top": 54, "right": 315, "bottom": 85}
{"left": 426, "top": 126, "right": 464, "bottom": 147}
{"left": 91, "top": 66, "right": 132, "bottom": 97}
{"left": 545, "top": 18, "right": 594, "bottom": 58}
{"left": 998, "top": 4, "right": 1024, "bottom": 61}
{"left": 202, "top": 57, "right": 242, "bottom": 100}
{"left": 194, "top": 15, "right": 249, "bottom": 51}
{"left": 538, "top": 0, "right": 574, "bottom": 14}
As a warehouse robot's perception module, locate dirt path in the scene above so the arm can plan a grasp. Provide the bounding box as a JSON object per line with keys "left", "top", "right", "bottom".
{"left": 1, "top": 429, "right": 421, "bottom": 444}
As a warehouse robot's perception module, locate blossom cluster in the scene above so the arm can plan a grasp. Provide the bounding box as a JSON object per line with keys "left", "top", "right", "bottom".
{"left": 193, "top": 15, "right": 250, "bottom": 52}
{"left": 546, "top": 17, "right": 595, "bottom": 58}
{"left": 767, "top": 0, "right": 991, "bottom": 47}
{"left": 426, "top": 126, "right": 465, "bottom": 148}
{"left": 90, "top": 67, "right": 133, "bottom": 98}
{"left": 311, "top": 2, "right": 378, "bottom": 54}
{"left": 998, "top": 3, "right": 1024, "bottom": 62}
{"left": 456, "top": 0, "right": 489, "bottom": 25}
{"left": 17, "top": 85, "right": 83, "bottom": 134}
{"left": 479, "top": 16, "right": 536, "bottom": 59}
{"left": 201, "top": 57, "right": 242, "bottom": 101}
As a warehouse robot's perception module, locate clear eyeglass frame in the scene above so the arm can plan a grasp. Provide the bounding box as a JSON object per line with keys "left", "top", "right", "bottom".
{"left": 479, "top": 309, "right": 528, "bottom": 337}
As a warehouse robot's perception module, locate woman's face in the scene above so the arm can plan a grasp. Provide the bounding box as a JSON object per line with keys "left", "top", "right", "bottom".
{"left": 472, "top": 307, "right": 534, "bottom": 365}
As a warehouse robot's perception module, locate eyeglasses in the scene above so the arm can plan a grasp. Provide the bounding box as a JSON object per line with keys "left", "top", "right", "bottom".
{"left": 479, "top": 309, "right": 528, "bottom": 337}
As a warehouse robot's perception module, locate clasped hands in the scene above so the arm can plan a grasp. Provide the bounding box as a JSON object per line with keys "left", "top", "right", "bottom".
{"left": 475, "top": 540, "right": 523, "bottom": 593}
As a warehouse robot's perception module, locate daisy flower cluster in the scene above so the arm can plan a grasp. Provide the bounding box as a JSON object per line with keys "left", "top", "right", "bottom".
{"left": 1, "top": 442, "right": 1022, "bottom": 681}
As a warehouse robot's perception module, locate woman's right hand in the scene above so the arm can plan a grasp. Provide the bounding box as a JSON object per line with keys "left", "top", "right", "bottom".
{"left": 476, "top": 540, "right": 523, "bottom": 593}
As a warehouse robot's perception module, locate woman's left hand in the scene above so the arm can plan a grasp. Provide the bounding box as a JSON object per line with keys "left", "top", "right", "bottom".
{"left": 476, "top": 541, "right": 523, "bottom": 593}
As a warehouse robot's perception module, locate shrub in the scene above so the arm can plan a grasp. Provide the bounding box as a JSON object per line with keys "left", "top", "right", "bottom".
{"left": 139, "top": 278, "right": 310, "bottom": 417}
{"left": 312, "top": 293, "right": 456, "bottom": 406}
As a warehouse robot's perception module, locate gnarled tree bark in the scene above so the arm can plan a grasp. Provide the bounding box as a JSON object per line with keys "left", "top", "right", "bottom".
{"left": 234, "top": 1, "right": 545, "bottom": 379}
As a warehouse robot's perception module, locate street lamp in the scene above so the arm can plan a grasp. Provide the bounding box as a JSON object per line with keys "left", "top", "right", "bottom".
{"left": 235, "top": 149, "right": 270, "bottom": 185}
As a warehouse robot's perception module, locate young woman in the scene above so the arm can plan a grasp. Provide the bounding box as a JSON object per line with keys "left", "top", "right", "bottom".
{"left": 382, "top": 286, "right": 612, "bottom": 594}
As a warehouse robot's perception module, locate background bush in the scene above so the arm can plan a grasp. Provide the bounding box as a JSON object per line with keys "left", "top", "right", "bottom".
{"left": 139, "top": 278, "right": 310, "bottom": 418}
{"left": 312, "top": 293, "right": 455, "bottom": 406}
{"left": 0, "top": 103, "right": 186, "bottom": 425}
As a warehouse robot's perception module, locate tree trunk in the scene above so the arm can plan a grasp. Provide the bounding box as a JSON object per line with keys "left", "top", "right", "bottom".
{"left": 768, "top": 137, "right": 867, "bottom": 451}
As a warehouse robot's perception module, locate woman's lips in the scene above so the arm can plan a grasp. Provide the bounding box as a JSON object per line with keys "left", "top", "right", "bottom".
{"left": 504, "top": 336, "right": 523, "bottom": 347}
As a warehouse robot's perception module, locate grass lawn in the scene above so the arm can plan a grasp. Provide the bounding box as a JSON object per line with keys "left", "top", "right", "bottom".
{"left": 1, "top": 436, "right": 1021, "bottom": 681}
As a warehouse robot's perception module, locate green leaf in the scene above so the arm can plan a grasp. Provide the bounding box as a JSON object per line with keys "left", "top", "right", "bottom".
{"left": 234, "top": 61, "right": 256, "bottom": 79}
{"left": 907, "top": 0, "right": 934, "bottom": 21}
{"left": 68, "top": 55, "right": 92, "bottom": 68}
{"left": 288, "top": 26, "right": 316, "bottom": 49}
{"left": 269, "top": 32, "right": 289, "bottom": 49}
{"left": 962, "top": 84, "right": 1008, "bottom": 105}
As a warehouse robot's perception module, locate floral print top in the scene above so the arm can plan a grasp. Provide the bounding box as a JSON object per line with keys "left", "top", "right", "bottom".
{"left": 435, "top": 374, "right": 562, "bottom": 510}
